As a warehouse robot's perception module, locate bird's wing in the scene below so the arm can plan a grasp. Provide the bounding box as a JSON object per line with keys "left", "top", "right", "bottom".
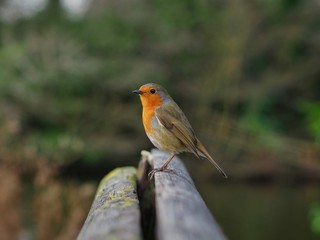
{"left": 155, "top": 102, "right": 200, "bottom": 156}
{"left": 156, "top": 102, "right": 228, "bottom": 178}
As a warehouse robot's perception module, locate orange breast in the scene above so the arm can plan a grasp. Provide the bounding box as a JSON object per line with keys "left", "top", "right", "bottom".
{"left": 142, "top": 106, "right": 155, "bottom": 135}
{"left": 141, "top": 94, "right": 162, "bottom": 135}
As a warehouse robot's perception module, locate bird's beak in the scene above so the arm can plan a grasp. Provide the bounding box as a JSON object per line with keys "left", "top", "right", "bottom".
{"left": 132, "top": 89, "right": 144, "bottom": 95}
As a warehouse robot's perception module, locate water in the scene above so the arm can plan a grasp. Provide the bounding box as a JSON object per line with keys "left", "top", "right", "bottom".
{"left": 197, "top": 182, "right": 320, "bottom": 240}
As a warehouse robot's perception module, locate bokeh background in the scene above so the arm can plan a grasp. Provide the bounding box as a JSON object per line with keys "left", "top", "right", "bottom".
{"left": 0, "top": 0, "right": 320, "bottom": 239}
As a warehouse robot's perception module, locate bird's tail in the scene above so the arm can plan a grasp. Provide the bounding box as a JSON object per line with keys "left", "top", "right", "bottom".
{"left": 195, "top": 139, "right": 228, "bottom": 178}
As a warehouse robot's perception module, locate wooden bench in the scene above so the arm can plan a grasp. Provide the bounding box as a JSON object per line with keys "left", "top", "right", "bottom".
{"left": 77, "top": 149, "right": 227, "bottom": 240}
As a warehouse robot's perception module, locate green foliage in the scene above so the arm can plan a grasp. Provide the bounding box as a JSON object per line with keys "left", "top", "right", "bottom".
{"left": 310, "top": 203, "right": 320, "bottom": 236}
{"left": 240, "top": 99, "right": 280, "bottom": 133}
{"left": 239, "top": 98, "right": 288, "bottom": 151}
{"left": 78, "top": 15, "right": 140, "bottom": 53}
{"left": 0, "top": 0, "right": 319, "bottom": 167}
{"left": 299, "top": 101, "right": 320, "bottom": 144}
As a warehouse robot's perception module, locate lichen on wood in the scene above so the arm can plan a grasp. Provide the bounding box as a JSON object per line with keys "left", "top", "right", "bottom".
{"left": 77, "top": 167, "right": 142, "bottom": 240}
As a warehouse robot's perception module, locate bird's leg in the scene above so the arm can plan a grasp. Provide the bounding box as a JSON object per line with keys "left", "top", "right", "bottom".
{"left": 160, "top": 153, "right": 176, "bottom": 170}
{"left": 148, "top": 154, "right": 176, "bottom": 179}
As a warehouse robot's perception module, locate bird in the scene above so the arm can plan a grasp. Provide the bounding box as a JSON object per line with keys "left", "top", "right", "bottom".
{"left": 133, "top": 83, "right": 227, "bottom": 179}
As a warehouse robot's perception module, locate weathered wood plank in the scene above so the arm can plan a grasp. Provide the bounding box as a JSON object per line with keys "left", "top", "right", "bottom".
{"left": 77, "top": 167, "right": 142, "bottom": 240}
{"left": 151, "top": 149, "right": 227, "bottom": 240}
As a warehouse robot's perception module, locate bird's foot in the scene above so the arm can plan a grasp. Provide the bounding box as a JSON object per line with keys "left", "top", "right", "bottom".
{"left": 148, "top": 168, "right": 162, "bottom": 180}
{"left": 148, "top": 168, "right": 174, "bottom": 180}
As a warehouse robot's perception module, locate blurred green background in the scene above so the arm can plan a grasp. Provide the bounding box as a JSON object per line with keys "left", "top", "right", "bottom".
{"left": 0, "top": 0, "right": 319, "bottom": 239}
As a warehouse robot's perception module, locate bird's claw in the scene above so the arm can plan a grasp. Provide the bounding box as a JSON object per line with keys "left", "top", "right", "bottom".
{"left": 148, "top": 168, "right": 174, "bottom": 180}
{"left": 148, "top": 168, "right": 162, "bottom": 180}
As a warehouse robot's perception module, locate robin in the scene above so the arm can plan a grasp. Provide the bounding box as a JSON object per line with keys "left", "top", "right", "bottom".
{"left": 133, "top": 83, "right": 227, "bottom": 179}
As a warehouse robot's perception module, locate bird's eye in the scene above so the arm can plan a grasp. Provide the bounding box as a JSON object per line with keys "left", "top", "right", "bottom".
{"left": 150, "top": 89, "right": 156, "bottom": 94}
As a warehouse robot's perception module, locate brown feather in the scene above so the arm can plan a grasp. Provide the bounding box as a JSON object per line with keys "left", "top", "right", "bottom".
{"left": 156, "top": 102, "right": 228, "bottom": 178}
{"left": 196, "top": 138, "right": 228, "bottom": 178}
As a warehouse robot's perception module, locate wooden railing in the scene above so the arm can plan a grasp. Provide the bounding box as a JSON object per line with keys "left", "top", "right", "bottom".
{"left": 77, "top": 149, "right": 227, "bottom": 240}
